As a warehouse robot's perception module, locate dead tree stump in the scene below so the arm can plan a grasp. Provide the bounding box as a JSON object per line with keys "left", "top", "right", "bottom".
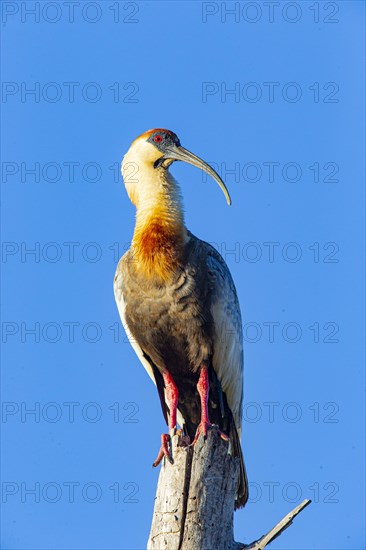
{"left": 148, "top": 429, "right": 311, "bottom": 549}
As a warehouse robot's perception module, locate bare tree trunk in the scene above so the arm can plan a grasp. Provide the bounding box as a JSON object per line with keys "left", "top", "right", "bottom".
{"left": 148, "top": 429, "right": 310, "bottom": 550}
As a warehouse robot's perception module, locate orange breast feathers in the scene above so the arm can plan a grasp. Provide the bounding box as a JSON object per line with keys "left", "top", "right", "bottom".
{"left": 132, "top": 215, "right": 185, "bottom": 282}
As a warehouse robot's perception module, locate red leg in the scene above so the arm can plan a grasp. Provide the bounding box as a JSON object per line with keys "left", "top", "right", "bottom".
{"left": 152, "top": 372, "right": 179, "bottom": 467}
{"left": 164, "top": 371, "right": 179, "bottom": 433}
{"left": 191, "top": 366, "right": 229, "bottom": 445}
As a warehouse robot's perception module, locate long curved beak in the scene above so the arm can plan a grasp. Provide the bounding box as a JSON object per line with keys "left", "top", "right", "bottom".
{"left": 162, "top": 145, "right": 231, "bottom": 206}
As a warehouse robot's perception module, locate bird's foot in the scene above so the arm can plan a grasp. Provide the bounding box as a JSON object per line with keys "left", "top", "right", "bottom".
{"left": 191, "top": 421, "right": 229, "bottom": 446}
{"left": 152, "top": 433, "right": 173, "bottom": 467}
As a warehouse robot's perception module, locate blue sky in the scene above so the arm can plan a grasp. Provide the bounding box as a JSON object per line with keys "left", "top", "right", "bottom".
{"left": 1, "top": 1, "right": 365, "bottom": 549}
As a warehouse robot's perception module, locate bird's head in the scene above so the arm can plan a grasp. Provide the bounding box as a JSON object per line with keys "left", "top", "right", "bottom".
{"left": 121, "top": 128, "right": 231, "bottom": 207}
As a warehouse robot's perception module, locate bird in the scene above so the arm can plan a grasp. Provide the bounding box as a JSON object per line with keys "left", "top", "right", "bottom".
{"left": 114, "top": 128, "right": 248, "bottom": 508}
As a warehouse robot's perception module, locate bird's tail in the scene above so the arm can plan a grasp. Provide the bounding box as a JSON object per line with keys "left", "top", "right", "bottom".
{"left": 231, "top": 422, "right": 248, "bottom": 509}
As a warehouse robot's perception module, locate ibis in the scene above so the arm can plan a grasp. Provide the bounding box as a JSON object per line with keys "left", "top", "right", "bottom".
{"left": 114, "top": 129, "right": 248, "bottom": 508}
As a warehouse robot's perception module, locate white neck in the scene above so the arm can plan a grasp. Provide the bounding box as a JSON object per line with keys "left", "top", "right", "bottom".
{"left": 122, "top": 149, "right": 185, "bottom": 230}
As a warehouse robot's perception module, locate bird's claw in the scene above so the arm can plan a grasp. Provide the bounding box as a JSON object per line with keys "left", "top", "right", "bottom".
{"left": 191, "top": 421, "right": 229, "bottom": 446}
{"left": 152, "top": 433, "right": 173, "bottom": 467}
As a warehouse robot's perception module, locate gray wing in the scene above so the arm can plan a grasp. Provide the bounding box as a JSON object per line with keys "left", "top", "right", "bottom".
{"left": 205, "top": 245, "right": 244, "bottom": 436}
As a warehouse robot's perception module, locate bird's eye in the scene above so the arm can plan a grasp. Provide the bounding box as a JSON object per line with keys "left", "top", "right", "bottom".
{"left": 154, "top": 135, "right": 163, "bottom": 143}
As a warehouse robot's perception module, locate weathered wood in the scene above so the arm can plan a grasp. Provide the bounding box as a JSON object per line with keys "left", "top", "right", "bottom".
{"left": 148, "top": 434, "right": 193, "bottom": 549}
{"left": 181, "top": 429, "right": 239, "bottom": 549}
{"left": 243, "top": 499, "right": 311, "bottom": 550}
{"left": 148, "top": 430, "right": 311, "bottom": 550}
